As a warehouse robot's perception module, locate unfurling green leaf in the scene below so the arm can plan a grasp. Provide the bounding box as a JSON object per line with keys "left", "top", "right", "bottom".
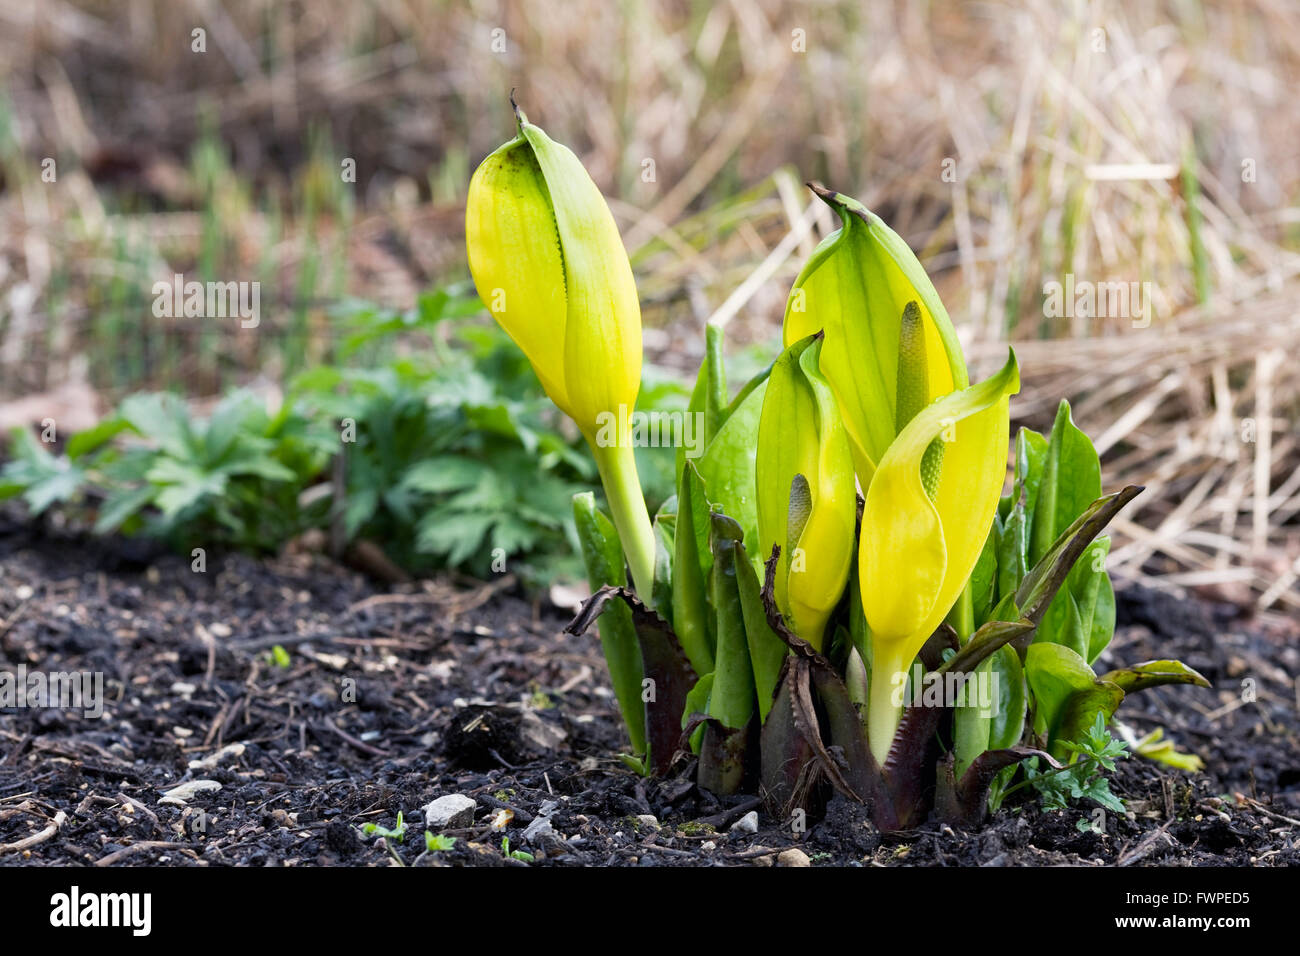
{"left": 573, "top": 492, "right": 647, "bottom": 761}
{"left": 1024, "top": 643, "right": 1124, "bottom": 759}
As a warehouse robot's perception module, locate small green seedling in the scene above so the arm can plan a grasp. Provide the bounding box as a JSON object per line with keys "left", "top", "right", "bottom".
{"left": 1017, "top": 714, "right": 1128, "bottom": 825}
{"left": 425, "top": 831, "right": 456, "bottom": 852}
{"left": 501, "top": 836, "right": 534, "bottom": 862}
{"left": 270, "top": 644, "right": 291, "bottom": 668}
{"left": 359, "top": 811, "right": 407, "bottom": 843}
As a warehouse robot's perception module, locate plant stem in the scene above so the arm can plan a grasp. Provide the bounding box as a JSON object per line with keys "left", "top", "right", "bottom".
{"left": 591, "top": 438, "right": 657, "bottom": 607}
{"left": 867, "top": 643, "right": 909, "bottom": 763}
{"left": 946, "top": 582, "right": 975, "bottom": 641}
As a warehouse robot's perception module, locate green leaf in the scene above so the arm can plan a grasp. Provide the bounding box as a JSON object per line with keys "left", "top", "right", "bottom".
{"left": 1, "top": 430, "right": 87, "bottom": 514}
{"left": 1012, "top": 427, "right": 1048, "bottom": 519}
{"left": 952, "top": 662, "right": 992, "bottom": 780}
{"left": 1098, "top": 659, "right": 1211, "bottom": 695}
{"left": 119, "top": 393, "right": 193, "bottom": 460}
{"left": 735, "top": 538, "right": 786, "bottom": 723}
{"left": 424, "top": 832, "right": 456, "bottom": 852}
{"left": 683, "top": 672, "right": 714, "bottom": 718}
{"left": 1024, "top": 643, "right": 1124, "bottom": 759}
{"left": 701, "top": 322, "right": 728, "bottom": 442}
{"left": 651, "top": 510, "right": 675, "bottom": 620}
{"left": 1065, "top": 536, "right": 1112, "bottom": 663}
{"left": 1025, "top": 716, "right": 1127, "bottom": 816}
{"left": 1029, "top": 401, "right": 1102, "bottom": 567}
{"left": 707, "top": 513, "right": 756, "bottom": 732}
{"left": 400, "top": 456, "right": 490, "bottom": 494}
{"left": 938, "top": 618, "right": 1035, "bottom": 679}
{"left": 344, "top": 485, "right": 379, "bottom": 538}
{"left": 573, "top": 492, "right": 646, "bottom": 760}
{"left": 219, "top": 454, "right": 299, "bottom": 483}
{"left": 147, "top": 460, "right": 227, "bottom": 518}
{"left": 1037, "top": 534, "right": 1115, "bottom": 662}
{"left": 1014, "top": 486, "right": 1142, "bottom": 627}
{"left": 696, "top": 378, "right": 767, "bottom": 564}
{"left": 671, "top": 462, "right": 715, "bottom": 675}
{"left": 969, "top": 524, "right": 998, "bottom": 627}
{"left": 995, "top": 506, "right": 1028, "bottom": 607}
{"left": 987, "top": 644, "right": 1027, "bottom": 750}
{"left": 24, "top": 466, "right": 86, "bottom": 515}
{"left": 490, "top": 514, "right": 541, "bottom": 554}
{"left": 94, "top": 485, "right": 157, "bottom": 534}
{"left": 1035, "top": 586, "right": 1088, "bottom": 659}
{"left": 360, "top": 811, "right": 407, "bottom": 842}
{"left": 722, "top": 362, "right": 772, "bottom": 426}
{"left": 1086, "top": 569, "right": 1116, "bottom": 665}
{"left": 415, "top": 510, "right": 495, "bottom": 566}
{"left": 204, "top": 391, "right": 262, "bottom": 463}
{"left": 66, "top": 417, "right": 129, "bottom": 460}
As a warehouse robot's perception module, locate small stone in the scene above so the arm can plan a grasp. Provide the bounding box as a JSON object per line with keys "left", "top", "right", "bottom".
{"left": 777, "top": 848, "right": 811, "bottom": 867}
{"left": 188, "top": 743, "right": 246, "bottom": 770}
{"left": 730, "top": 810, "right": 759, "bottom": 834}
{"left": 158, "top": 780, "right": 222, "bottom": 805}
{"left": 750, "top": 846, "right": 775, "bottom": 866}
{"left": 635, "top": 814, "right": 659, "bottom": 830}
{"left": 423, "top": 794, "right": 477, "bottom": 829}
{"left": 701, "top": 841, "right": 716, "bottom": 851}
{"left": 522, "top": 815, "right": 554, "bottom": 843}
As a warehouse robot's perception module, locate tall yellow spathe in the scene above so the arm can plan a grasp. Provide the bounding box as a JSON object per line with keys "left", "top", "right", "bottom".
{"left": 755, "top": 334, "right": 857, "bottom": 651}
{"left": 859, "top": 351, "right": 1020, "bottom": 761}
{"left": 466, "top": 109, "right": 654, "bottom": 598}
{"left": 783, "top": 185, "right": 969, "bottom": 484}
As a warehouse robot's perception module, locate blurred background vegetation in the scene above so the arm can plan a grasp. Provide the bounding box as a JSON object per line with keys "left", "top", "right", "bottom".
{"left": 0, "top": 0, "right": 1296, "bottom": 611}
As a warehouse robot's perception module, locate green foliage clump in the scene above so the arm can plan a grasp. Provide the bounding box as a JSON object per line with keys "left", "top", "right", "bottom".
{"left": 0, "top": 283, "right": 683, "bottom": 588}
{"left": 1022, "top": 714, "right": 1128, "bottom": 823}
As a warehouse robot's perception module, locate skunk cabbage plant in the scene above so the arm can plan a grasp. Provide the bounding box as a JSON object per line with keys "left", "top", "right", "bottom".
{"left": 466, "top": 109, "right": 1209, "bottom": 830}
{"left": 466, "top": 101, "right": 655, "bottom": 600}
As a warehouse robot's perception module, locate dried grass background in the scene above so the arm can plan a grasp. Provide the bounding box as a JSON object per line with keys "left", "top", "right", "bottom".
{"left": 0, "top": 0, "right": 1296, "bottom": 615}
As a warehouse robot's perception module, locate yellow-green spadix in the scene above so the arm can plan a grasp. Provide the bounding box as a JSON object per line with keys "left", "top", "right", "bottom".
{"left": 466, "top": 106, "right": 655, "bottom": 598}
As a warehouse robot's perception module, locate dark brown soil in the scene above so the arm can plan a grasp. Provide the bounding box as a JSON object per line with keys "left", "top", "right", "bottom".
{"left": 1, "top": 510, "right": 1297, "bottom": 867}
